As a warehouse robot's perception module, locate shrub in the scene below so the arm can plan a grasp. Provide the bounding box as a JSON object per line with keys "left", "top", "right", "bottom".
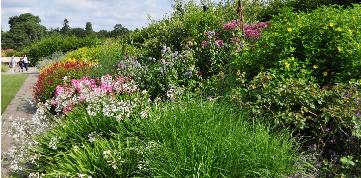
{"left": 33, "top": 60, "right": 95, "bottom": 103}
{"left": 23, "top": 34, "right": 100, "bottom": 65}
{"left": 120, "top": 45, "right": 200, "bottom": 99}
{"left": 1, "top": 64, "right": 10, "bottom": 72}
{"left": 35, "top": 51, "right": 65, "bottom": 70}
{"left": 231, "top": 59, "right": 361, "bottom": 176}
{"left": 234, "top": 5, "right": 361, "bottom": 85}
{"left": 256, "top": 0, "right": 359, "bottom": 21}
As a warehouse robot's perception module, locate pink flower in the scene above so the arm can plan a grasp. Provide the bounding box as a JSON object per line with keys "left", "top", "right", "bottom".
{"left": 224, "top": 20, "right": 240, "bottom": 30}
{"left": 101, "top": 83, "right": 113, "bottom": 93}
{"left": 63, "top": 105, "right": 73, "bottom": 114}
{"left": 215, "top": 40, "right": 224, "bottom": 48}
{"left": 243, "top": 22, "right": 269, "bottom": 39}
{"left": 50, "top": 99, "right": 58, "bottom": 106}
{"left": 55, "top": 86, "right": 65, "bottom": 97}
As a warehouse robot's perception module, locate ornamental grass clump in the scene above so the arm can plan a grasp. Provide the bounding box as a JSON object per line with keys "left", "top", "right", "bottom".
{"left": 23, "top": 100, "right": 305, "bottom": 177}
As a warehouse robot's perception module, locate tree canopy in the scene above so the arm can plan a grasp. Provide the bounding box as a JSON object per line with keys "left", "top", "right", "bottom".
{"left": 2, "top": 13, "right": 46, "bottom": 49}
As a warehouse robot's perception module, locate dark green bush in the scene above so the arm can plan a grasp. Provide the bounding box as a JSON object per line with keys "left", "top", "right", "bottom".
{"left": 234, "top": 4, "right": 361, "bottom": 85}
{"left": 257, "top": 0, "right": 360, "bottom": 21}
{"left": 23, "top": 34, "right": 100, "bottom": 65}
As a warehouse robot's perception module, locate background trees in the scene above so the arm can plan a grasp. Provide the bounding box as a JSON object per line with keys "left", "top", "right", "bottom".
{"left": 2, "top": 13, "right": 46, "bottom": 50}
{"left": 1, "top": 14, "right": 130, "bottom": 50}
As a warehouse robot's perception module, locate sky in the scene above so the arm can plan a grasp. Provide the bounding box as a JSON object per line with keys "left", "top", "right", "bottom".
{"left": 1, "top": 0, "right": 177, "bottom": 32}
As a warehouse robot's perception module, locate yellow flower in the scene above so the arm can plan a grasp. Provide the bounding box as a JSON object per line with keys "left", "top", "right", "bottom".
{"left": 337, "top": 46, "right": 343, "bottom": 52}
{"left": 329, "top": 22, "right": 334, "bottom": 27}
{"left": 323, "top": 71, "right": 328, "bottom": 76}
{"left": 313, "top": 65, "right": 318, "bottom": 69}
{"left": 336, "top": 27, "right": 342, "bottom": 32}
{"left": 287, "top": 27, "right": 293, "bottom": 32}
{"left": 285, "top": 62, "right": 290, "bottom": 70}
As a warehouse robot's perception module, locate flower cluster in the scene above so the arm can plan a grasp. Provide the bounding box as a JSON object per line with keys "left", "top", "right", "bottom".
{"left": 33, "top": 60, "right": 95, "bottom": 103}
{"left": 2, "top": 102, "right": 55, "bottom": 173}
{"left": 215, "top": 40, "right": 224, "bottom": 48}
{"left": 223, "top": 20, "right": 269, "bottom": 39}
{"left": 50, "top": 75, "right": 139, "bottom": 115}
{"left": 204, "top": 31, "right": 216, "bottom": 38}
{"left": 244, "top": 22, "right": 269, "bottom": 39}
{"left": 223, "top": 20, "right": 241, "bottom": 30}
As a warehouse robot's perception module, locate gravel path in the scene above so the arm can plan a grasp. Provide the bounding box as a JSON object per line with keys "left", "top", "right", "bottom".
{"left": 1, "top": 67, "right": 39, "bottom": 177}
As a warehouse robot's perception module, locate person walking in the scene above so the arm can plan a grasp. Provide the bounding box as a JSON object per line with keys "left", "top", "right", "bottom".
{"left": 11, "top": 56, "right": 16, "bottom": 73}
{"left": 23, "top": 54, "right": 29, "bottom": 71}
{"left": 18, "top": 57, "right": 24, "bottom": 72}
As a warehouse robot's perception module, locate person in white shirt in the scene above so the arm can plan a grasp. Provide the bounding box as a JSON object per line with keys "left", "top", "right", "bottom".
{"left": 11, "top": 56, "right": 16, "bottom": 73}
{"left": 23, "top": 55, "right": 29, "bottom": 71}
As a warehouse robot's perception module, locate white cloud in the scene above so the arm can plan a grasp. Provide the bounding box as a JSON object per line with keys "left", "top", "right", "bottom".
{"left": 1, "top": 0, "right": 174, "bottom": 31}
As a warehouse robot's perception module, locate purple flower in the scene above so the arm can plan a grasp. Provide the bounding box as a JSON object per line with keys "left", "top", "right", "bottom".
{"left": 205, "top": 31, "right": 216, "bottom": 38}
{"left": 355, "top": 110, "right": 361, "bottom": 118}
{"left": 343, "top": 92, "right": 352, "bottom": 98}
{"left": 215, "top": 40, "right": 224, "bottom": 48}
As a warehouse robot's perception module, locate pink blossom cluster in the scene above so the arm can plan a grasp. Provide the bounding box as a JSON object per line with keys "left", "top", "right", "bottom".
{"left": 50, "top": 75, "right": 138, "bottom": 114}
{"left": 223, "top": 20, "right": 241, "bottom": 31}
{"left": 215, "top": 40, "right": 224, "bottom": 48}
{"left": 223, "top": 20, "right": 269, "bottom": 39}
{"left": 244, "top": 22, "right": 269, "bottom": 39}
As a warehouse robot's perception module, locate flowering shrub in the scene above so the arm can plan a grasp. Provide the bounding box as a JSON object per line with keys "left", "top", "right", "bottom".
{"left": 234, "top": 5, "right": 361, "bottom": 84}
{"left": 243, "top": 22, "right": 269, "bottom": 39}
{"left": 49, "top": 75, "right": 141, "bottom": 119}
{"left": 5, "top": 74, "right": 152, "bottom": 175}
{"left": 33, "top": 60, "right": 95, "bottom": 103}
{"left": 119, "top": 45, "right": 199, "bottom": 99}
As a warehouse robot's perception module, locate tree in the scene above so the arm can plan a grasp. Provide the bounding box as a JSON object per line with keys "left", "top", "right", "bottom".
{"left": 97, "top": 30, "right": 109, "bottom": 38}
{"left": 110, "top": 24, "right": 129, "bottom": 37}
{"left": 85, "top": 22, "right": 94, "bottom": 36}
{"left": 61, "top": 18, "right": 70, "bottom": 35}
{"left": 69, "top": 28, "right": 86, "bottom": 37}
{"left": 2, "top": 13, "right": 46, "bottom": 49}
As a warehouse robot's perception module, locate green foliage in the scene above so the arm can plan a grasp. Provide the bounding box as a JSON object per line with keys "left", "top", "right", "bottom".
{"left": 128, "top": 1, "right": 232, "bottom": 59}
{"left": 36, "top": 51, "right": 65, "bottom": 70}
{"left": 29, "top": 100, "right": 303, "bottom": 177}
{"left": 1, "top": 13, "right": 47, "bottom": 50}
{"left": 23, "top": 34, "right": 100, "bottom": 65}
{"left": 1, "top": 64, "right": 10, "bottom": 72}
{"left": 235, "top": 5, "right": 361, "bottom": 85}
{"left": 65, "top": 40, "right": 134, "bottom": 62}
{"left": 133, "top": 46, "right": 199, "bottom": 99}
{"left": 136, "top": 100, "right": 302, "bottom": 177}
{"left": 231, "top": 60, "right": 361, "bottom": 176}
{"left": 257, "top": 0, "right": 360, "bottom": 21}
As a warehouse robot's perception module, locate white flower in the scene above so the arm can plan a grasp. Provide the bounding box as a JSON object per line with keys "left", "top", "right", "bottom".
{"left": 49, "top": 137, "right": 59, "bottom": 150}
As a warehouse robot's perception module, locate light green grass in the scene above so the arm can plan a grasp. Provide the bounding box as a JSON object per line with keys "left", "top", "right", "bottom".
{"left": 1, "top": 74, "right": 27, "bottom": 113}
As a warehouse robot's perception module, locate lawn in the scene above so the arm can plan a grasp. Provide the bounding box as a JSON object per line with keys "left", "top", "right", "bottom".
{"left": 1, "top": 74, "right": 27, "bottom": 113}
